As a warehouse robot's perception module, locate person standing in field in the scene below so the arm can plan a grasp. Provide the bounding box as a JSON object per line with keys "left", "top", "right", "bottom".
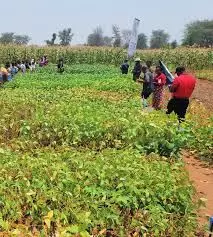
{"left": 0, "top": 65, "right": 9, "bottom": 83}
{"left": 30, "top": 59, "right": 36, "bottom": 72}
{"left": 11, "top": 63, "right": 18, "bottom": 77}
{"left": 43, "top": 55, "right": 48, "bottom": 66}
{"left": 120, "top": 59, "right": 129, "bottom": 74}
{"left": 20, "top": 61, "right": 26, "bottom": 74}
{"left": 152, "top": 66, "right": 166, "bottom": 110}
{"left": 146, "top": 61, "right": 154, "bottom": 73}
{"left": 16, "top": 61, "right": 21, "bottom": 71}
{"left": 166, "top": 66, "right": 196, "bottom": 122}
{"left": 57, "top": 57, "right": 64, "bottom": 73}
{"left": 132, "top": 58, "right": 142, "bottom": 82}
{"left": 140, "top": 66, "right": 154, "bottom": 108}
{"left": 5, "top": 62, "right": 12, "bottom": 81}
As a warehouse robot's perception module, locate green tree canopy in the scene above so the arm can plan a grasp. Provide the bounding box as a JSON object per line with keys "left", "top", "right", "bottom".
{"left": 103, "top": 36, "right": 112, "bottom": 47}
{"left": 58, "top": 28, "right": 74, "bottom": 46}
{"left": 150, "top": 30, "right": 170, "bottom": 49}
{"left": 14, "top": 35, "right": 31, "bottom": 45}
{"left": 46, "top": 33, "right": 57, "bottom": 46}
{"left": 183, "top": 20, "right": 213, "bottom": 47}
{"left": 87, "top": 27, "right": 104, "bottom": 46}
{"left": 0, "top": 32, "right": 31, "bottom": 45}
{"left": 0, "top": 32, "right": 15, "bottom": 44}
{"left": 170, "top": 40, "right": 178, "bottom": 49}
{"left": 137, "top": 33, "right": 148, "bottom": 49}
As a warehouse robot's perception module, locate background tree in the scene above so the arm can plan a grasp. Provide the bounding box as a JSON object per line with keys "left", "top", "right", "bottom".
{"left": 58, "top": 28, "right": 74, "bottom": 46}
{"left": 122, "top": 29, "right": 132, "bottom": 48}
{"left": 170, "top": 40, "right": 178, "bottom": 49}
{"left": 112, "top": 25, "right": 121, "bottom": 47}
{"left": 46, "top": 33, "right": 57, "bottom": 46}
{"left": 103, "top": 36, "right": 112, "bottom": 47}
{"left": 14, "top": 35, "right": 31, "bottom": 45}
{"left": 183, "top": 20, "right": 213, "bottom": 47}
{"left": 137, "top": 33, "right": 148, "bottom": 49}
{"left": 87, "top": 27, "right": 104, "bottom": 46}
{"left": 0, "top": 32, "right": 15, "bottom": 44}
{"left": 150, "top": 30, "right": 170, "bottom": 49}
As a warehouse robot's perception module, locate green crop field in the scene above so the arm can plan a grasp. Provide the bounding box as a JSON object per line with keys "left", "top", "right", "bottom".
{"left": 0, "top": 64, "right": 212, "bottom": 236}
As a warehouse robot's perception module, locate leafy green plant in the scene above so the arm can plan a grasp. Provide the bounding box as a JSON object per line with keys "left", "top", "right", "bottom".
{"left": 0, "top": 64, "right": 211, "bottom": 236}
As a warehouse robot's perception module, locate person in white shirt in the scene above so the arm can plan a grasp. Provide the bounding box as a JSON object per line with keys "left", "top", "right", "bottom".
{"left": 30, "top": 59, "right": 36, "bottom": 72}
{"left": 20, "top": 61, "right": 26, "bottom": 74}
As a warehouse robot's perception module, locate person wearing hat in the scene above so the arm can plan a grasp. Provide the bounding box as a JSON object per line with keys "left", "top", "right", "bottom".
{"left": 166, "top": 66, "right": 196, "bottom": 122}
{"left": 120, "top": 59, "right": 129, "bottom": 74}
{"left": 132, "top": 58, "right": 142, "bottom": 82}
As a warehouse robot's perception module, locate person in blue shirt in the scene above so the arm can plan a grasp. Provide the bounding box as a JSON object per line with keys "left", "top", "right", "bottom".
{"left": 120, "top": 59, "right": 129, "bottom": 74}
{"left": 11, "top": 63, "right": 18, "bottom": 77}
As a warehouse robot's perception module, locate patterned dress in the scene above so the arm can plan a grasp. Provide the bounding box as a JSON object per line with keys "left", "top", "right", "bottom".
{"left": 152, "top": 73, "right": 166, "bottom": 110}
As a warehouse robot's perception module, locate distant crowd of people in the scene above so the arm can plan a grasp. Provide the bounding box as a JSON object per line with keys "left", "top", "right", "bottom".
{"left": 0, "top": 56, "right": 66, "bottom": 84}
{"left": 0, "top": 55, "right": 49, "bottom": 84}
{"left": 120, "top": 58, "right": 196, "bottom": 122}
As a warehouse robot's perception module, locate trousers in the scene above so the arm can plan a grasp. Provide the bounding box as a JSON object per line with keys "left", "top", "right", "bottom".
{"left": 166, "top": 98, "right": 189, "bottom": 122}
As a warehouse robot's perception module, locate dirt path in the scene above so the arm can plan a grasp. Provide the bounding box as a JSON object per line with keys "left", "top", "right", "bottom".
{"left": 183, "top": 153, "right": 213, "bottom": 235}
{"left": 183, "top": 79, "right": 213, "bottom": 235}
{"left": 191, "top": 79, "right": 213, "bottom": 111}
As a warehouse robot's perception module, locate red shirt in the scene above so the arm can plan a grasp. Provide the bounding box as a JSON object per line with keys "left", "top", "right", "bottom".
{"left": 154, "top": 73, "right": 166, "bottom": 87}
{"left": 172, "top": 73, "right": 196, "bottom": 98}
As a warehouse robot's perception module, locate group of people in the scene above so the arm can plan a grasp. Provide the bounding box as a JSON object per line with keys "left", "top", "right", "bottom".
{"left": 0, "top": 56, "right": 66, "bottom": 84}
{"left": 0, "top": 58, "right": 39, "bottom": 84}
{"left": 120, "top": 58, "right": 196, "bottom": 122}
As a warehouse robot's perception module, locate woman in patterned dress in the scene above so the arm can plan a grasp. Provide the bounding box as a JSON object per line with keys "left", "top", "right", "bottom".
{"left": 152, "top": 66, "right": 166, "bottom": 110}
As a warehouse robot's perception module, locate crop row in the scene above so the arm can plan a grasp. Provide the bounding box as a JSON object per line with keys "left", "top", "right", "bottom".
{"left": 0, "top": 65, "right": 212, "bottom": 235}
{"left": 0, "top": 149, "right": 195, "bottom": 236}
{"left": 0, "top": 44, "right": 213, "bottom": 70}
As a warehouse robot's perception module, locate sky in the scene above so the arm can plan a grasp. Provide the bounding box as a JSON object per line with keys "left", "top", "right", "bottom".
{"left": 0, "top": 0, "right": 213, "bottom": 45}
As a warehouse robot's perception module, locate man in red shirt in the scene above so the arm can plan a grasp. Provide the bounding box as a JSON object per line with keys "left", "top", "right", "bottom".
{"left": 166, "top": 66, "right": 196, "bottom": 122}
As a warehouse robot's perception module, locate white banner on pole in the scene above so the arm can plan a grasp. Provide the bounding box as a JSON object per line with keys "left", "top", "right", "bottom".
{"left": 128, "top": 18, "right": 140, "bottom": 58}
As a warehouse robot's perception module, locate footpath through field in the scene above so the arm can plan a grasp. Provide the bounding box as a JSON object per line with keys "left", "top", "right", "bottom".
{"left": 184, "top": 153, "right": 213, "bottom": 234}
{"left": 191, "top": 79, "right": 213, "bottom": 111}
{"left": 184, "top": 78, "right": 213, "bottom": 235}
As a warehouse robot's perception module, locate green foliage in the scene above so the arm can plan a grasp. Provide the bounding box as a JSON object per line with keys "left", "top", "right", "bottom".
{"left": 0, "top": 45, "right": 213, "bottom": 70}
{"left": 58, "top": 28, "right": 74, "bottom": 46}
{"left": 0, "top": 33, "right": 30, "bottom": 45}
{"left": 0, "top": 64, "right": 211, "bottom": 235}
{"left": 46, "top": 33, "right": 57, "bottom": 46}
{"left": 0, "top": 32, "right": 15, "bottom": 44}
{"left": 183, "top": 20, "right": 213, "bottom": 47}
{"left": 137, "top": 33, "right": 148, "bottom": 49}
{"left": 150, "top": 30, "right": 170, "bottom": 49}
{"left": 0, "top": 149, "right": 196, "bottom": 236}
{"left": 171, "top": 40, "right": 178, "bottom": 49}
{"left": 187, "top": 120, "right": 213, "bottom": 162}
{"left": 1, "top": 65, "right": 187, "bottom": 157}
{"left": 13, "top": 35, "right": 31, "bottom": 45}
{"left": 87, "top": 26, "right": 105, "bottom": 46}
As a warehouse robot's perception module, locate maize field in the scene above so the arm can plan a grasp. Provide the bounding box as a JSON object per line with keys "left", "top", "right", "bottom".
{"left": 0, "top": 44, "right": 213, "bottom": 71}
